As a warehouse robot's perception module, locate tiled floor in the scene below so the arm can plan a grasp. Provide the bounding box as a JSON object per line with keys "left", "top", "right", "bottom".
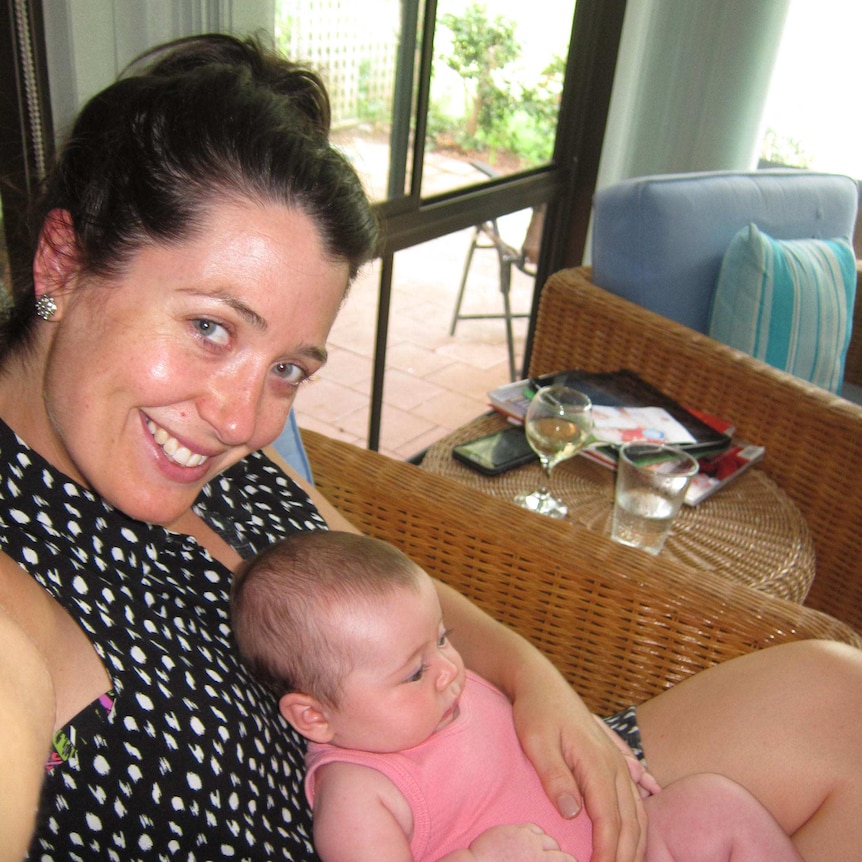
{"left": 292, "top": 211, "right": 537, "bottom": 460}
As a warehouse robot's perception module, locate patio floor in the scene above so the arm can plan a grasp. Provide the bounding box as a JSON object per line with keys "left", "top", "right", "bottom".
{"left": 291, "top": 213, "right": 536, "bottom": 460}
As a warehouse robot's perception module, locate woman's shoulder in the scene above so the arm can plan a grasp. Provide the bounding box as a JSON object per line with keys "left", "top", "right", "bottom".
{"left": 261, "top": 444, "right": 360, "bottom": 534}
{"left": 0, "top": 546, "right": 111, "bottom": 730}
{"left": 0, "top": 547, "right": 63, "bottom": 634}
{"left": 0, "top": 548, "right": 58, "bottom": 744}
{"left": 196, "top": 448, "right": 330, "bottom": 554}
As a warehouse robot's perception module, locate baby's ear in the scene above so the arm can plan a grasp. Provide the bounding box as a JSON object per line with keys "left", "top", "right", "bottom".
{"left": 279, "top": 692, "right": 335, "bottom": 744}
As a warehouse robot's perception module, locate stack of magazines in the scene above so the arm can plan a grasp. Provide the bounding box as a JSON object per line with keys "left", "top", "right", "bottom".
{"left": 488, "top": 369, "right": 764, "bottom": 505}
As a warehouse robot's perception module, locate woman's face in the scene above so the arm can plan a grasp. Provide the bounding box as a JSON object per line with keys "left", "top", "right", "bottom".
{"left": 41, "top": 199, "right": 350, "bottom": 527}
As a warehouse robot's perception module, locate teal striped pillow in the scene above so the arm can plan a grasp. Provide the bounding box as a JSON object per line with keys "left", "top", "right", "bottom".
{"left": 709, "top": 223, "right": 857, "bottom": 392}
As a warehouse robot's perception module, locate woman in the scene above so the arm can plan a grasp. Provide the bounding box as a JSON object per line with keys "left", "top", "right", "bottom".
{"left": 0, "top": 33, "right": 859, "bottom": 862}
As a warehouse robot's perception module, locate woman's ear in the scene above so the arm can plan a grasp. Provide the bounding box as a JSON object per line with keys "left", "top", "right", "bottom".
{"left": 279, "top": 692, "right": 335, "bottom": 744}
{"left": 33, "top": 209, "right": 81, "bottom": 310}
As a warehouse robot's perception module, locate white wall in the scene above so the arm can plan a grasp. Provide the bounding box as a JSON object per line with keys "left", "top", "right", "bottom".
{"left": 43, "top": 0, "right": 275, "bottom": 139}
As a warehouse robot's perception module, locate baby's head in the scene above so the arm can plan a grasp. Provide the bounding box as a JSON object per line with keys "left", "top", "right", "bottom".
{"left": 231, "top": 530, "right": 466, "bottom": 751}
{"left": 232, "top": 530, "right": 422, "bottom": 704}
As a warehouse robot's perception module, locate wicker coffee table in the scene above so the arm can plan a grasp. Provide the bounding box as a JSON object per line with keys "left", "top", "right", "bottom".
{"left": 421, "top": 414, "right": 816, "bottom": 603}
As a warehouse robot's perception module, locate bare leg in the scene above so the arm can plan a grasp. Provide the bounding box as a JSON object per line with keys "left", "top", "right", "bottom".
{"left": 637, "top": 640, "right": 862, "bottom": 861}
{"left": 644, "top": 773, "right": 803, "bottom": 861}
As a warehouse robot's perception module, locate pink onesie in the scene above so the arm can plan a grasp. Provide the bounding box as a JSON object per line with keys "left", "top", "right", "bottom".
{"left": 305, "top": 671, "right": 592, "bottom": 861}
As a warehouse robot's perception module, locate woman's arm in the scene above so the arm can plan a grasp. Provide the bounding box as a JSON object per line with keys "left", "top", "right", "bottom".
{"left": 436, "top": 579, "right": 647, "bottom": 862}
{"left": 0, "top": 606, "right": 55, "bottom": 862}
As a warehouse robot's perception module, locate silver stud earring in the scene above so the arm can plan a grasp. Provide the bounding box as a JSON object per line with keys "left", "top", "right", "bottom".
{"left": 35, "top": 295, "right": 58, "bottom": 321}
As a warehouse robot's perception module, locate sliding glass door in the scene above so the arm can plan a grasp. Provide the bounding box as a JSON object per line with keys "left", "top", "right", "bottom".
{"left": 0, "top": 0, "right": 624, "bottom": 450}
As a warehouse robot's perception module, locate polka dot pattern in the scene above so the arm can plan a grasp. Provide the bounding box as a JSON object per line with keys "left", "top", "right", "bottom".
{"left": 0, "top": 421, "right": 326, "bottom": 859}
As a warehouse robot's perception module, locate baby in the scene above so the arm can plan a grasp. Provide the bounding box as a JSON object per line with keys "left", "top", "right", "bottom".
{"left": 231, "top": 530, "right": 803, "bottom": 862}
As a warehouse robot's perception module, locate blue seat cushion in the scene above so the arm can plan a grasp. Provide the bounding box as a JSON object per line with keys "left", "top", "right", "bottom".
{"left": 709, "top": 224, "right": 857, "bottom": 392}
{"left": 270, "top": 410, "right": 313, "bottom": 483}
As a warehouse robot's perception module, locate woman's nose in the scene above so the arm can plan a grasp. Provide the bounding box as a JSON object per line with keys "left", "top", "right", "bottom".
{"left": 200, "top": 370, "right": 265, "bottom": 446}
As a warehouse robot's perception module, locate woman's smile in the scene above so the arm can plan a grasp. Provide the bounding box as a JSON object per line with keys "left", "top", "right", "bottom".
{"left": 145, "top": 416, "right": 210, "bottom": 468}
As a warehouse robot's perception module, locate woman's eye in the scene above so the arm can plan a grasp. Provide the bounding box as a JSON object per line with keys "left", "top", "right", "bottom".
{"left": 273, "top": 362, "right": 308, "bottom": 386}
{"left": 193, "top": 319, "right": 229, "bottom": 347}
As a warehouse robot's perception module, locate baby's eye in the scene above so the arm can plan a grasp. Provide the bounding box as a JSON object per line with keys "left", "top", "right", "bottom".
{"left": 438, "top": 628, "right": 453, "bottom": 648}
{"left": 272, "top": 362, "right": 308, "bottom": 386}
{"left": 193, "top": 318, "right": 229, "bottom": 347}
{"left": 406, "top": 664, "right": 428, "bottom": 683}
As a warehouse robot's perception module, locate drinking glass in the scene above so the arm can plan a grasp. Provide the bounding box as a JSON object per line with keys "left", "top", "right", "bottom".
{"left": 610, "top": 442, "right": 699, "bottom": 554}
{"left": 515, "top": 385, "right": 593, "bottom": 518}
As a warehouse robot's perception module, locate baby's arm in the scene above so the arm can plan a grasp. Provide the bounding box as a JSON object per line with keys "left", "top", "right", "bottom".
{"left": 312, "top": 762, "right": 415, "bottom": 862}
{"left": 312, "top": 763, "right": 576, "bottom": 862}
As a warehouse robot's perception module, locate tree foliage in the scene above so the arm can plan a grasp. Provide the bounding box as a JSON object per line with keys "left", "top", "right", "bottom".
{"left": 439, "top": 4, "right": 520, "bottom": 145}
{"left": 437, "top": 3, "right": 563, "bottom": 165}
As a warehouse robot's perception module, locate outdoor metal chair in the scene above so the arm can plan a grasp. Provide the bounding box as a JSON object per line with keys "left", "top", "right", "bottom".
{"left": 449, "top": 162, "right": 544, "bottom": 380}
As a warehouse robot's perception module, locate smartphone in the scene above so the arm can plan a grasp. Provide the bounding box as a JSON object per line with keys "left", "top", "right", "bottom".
{"left": 452, "top": 426, "right": 538, "bottom": 476}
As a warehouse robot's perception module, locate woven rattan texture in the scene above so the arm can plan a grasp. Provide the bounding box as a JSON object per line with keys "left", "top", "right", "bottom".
{"left": 528, "top": 268, "right": 862, "bottom": 634}
{"left": 302, "top": 430, "right": 861, "bottom": 716}
{"left": 421, "top": 414, "right": 815, "bottom": 603}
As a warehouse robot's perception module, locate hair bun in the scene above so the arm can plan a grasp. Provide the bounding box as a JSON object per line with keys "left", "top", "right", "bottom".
{"left": 124, "top": 33, "right": 331, "bottom": 136}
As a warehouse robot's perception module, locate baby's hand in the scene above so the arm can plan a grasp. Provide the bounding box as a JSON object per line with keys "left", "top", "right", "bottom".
{"left": 467, "top": 823, "right": 577, "bottom": 861}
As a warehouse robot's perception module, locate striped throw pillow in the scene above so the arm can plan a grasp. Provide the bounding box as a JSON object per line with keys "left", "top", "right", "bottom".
{"left": 708, "top": 223, "right": 857, "bottom": 392}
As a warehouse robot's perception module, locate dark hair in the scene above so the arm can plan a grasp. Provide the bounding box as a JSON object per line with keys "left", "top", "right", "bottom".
{"left": 2, "top": 33, "right": 378, "bottom": 354}
{"left": 231, "top": 531, "right": 422, "bottom": 705}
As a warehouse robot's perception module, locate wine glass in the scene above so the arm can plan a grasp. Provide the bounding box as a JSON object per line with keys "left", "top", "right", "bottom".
{"left": 515, "top": 385, "right": 593, "bottom": 518}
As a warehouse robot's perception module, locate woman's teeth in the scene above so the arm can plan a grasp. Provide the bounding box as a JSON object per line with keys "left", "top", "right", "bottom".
{"left": 146, "top": 420, "right": 209, "bottom": 468}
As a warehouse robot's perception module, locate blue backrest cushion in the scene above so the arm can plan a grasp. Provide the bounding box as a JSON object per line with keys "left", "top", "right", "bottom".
{"left": 270, "top": 410, "right": 314, "bottom": 483}
{"left": 708, "top": 224, "right": 857, "bottom": 392}
{"left": 591, "top": 170, "right": 859, "bottom": 333}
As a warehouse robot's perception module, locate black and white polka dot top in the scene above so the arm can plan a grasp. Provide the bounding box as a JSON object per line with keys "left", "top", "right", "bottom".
{"left": 0, "top": 418, "right": 327, "bottom": 860}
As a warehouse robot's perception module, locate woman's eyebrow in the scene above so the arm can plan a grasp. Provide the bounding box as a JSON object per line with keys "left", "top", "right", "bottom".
{"left": 180, "top": 287, "right": 268, "bottom": 330}
{"left": 302, "top": 343, "right": 329, "bottom": 366}
{"left": 180, "top": 287, "right": 328, "bottom": 364}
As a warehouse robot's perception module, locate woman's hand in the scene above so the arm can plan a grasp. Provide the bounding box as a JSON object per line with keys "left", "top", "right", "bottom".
{"left": 434, "top": 579, "right": 647, "bottom": 862}
{"left": 509, "top": 668, "right": 648, "bottom": 862}
{"left": 593, "top": 715, "right": 662, "bottom": 800}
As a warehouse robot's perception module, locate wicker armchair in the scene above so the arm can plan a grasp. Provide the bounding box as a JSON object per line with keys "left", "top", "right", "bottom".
{"left": 528, "top": 267, "right": 862, "bottom": 635}
{"left": 302, "top": 429, "right": 860, "bottom": 716}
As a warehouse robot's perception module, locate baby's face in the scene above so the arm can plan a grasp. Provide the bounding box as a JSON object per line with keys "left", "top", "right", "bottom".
{"left": 324, "top": 572, "right": 466, "bottom": 753}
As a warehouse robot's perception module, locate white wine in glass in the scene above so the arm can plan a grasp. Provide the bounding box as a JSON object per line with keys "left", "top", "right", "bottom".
{"left": 515, "top": 385, "right": 593, "bottom": 518}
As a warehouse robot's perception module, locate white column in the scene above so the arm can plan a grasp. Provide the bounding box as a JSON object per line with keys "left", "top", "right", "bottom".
{"left": 597, "top": 0, "right": 791, "bottom": 188}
